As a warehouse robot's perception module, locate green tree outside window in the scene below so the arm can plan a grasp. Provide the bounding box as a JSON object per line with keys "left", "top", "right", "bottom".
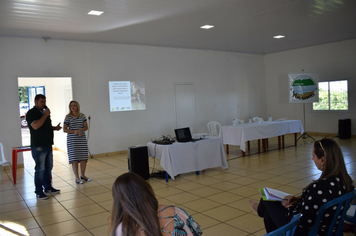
{"left": 19, "top": 87, "right": 28, "bottom": 103}
{"left": 313, "top": 80, "right": 348, "bottom": 111}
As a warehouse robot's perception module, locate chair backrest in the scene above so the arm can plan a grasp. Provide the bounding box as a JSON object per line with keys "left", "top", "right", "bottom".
{"left": 0, "top": 142, "right": 7, "bottom": 163}
{"left": 345, "top": 203, "right": 356, "bottom": 222}
{"left": 253, "top": 116, "right": 260, "bottom": 123}
{"left": 207, "top": 121, "right": 221, "bottom": 136}
{"left": 0, "top": 142, "right": 12, "bottom": 181}
{"left": 345, "top": 203, "right": 356, "bottom": 236}
{"left": 308, "top": 189, "right": 356, "bottom": 236}
{"left": 264, "top": 213, "right": 302, "bottom": 236}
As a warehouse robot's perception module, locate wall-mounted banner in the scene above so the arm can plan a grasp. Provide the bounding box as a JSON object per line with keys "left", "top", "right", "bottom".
{"left": 288, "top": 73, "right": 319, "bottom": 103}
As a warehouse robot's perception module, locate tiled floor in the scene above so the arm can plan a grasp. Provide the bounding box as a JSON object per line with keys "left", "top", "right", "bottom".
{"left": 1, "top": 135, "right": 356, "bottom": 236}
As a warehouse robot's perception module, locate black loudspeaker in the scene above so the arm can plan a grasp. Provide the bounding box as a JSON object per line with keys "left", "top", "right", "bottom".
{"left": 128, "top": 146, "right": 150, "bottom": 180}
{"left": 339, "top": 119, "right": 351, "bottom": 139}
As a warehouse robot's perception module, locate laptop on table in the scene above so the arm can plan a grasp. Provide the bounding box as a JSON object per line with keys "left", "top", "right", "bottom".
{"left": 174, "top": 127, "right": 201, "bottom": 142}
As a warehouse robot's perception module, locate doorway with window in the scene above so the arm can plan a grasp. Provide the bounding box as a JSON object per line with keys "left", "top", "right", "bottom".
{"left": 18, "top": 77, "right": 72, "bottom": 151}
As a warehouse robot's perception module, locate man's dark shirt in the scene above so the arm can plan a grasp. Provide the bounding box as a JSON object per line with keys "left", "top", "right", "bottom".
{"left": 26, "top": 107, "right": 53, "bottom": 147}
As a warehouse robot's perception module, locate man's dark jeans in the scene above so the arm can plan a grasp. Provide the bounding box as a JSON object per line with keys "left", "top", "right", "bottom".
{"left": 31, "top": 145, "right": 53, "bottom": 194}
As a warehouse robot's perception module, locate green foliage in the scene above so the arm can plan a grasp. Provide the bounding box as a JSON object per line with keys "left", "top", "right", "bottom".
{"left": 313, "top": 88, "right": 348, "bottom": 110}
{"left": 18, "top": 87, "right": 28, "bottom": 103}
{"left": 313, "top": 89, "right": 328, "bottom": 110}
{"left": 330, "top": 91, "right": 348, "bottom": 110}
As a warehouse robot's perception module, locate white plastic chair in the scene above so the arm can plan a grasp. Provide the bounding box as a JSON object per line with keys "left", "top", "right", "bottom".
{"left": 253, "top": 117, "right": 260, "bottom": 123}
{"left": 232, "top": 119, "right": 243, "bottom": 126}
{"left": 0, "top": 142, "right": 12, "bottom": 181}
{"left": 207, "top": 121, "right": 221, "bottom": 136}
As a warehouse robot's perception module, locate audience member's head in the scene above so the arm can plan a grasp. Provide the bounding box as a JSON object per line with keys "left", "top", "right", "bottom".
{"left": 110, "top": 172, "right": 162, "bottom": 236}
{"left": 311, "top": 138, "right": 353, "bottom": 192}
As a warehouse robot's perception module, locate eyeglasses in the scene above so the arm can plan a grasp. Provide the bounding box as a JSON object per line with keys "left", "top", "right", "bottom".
{"left": 319, "top": 141, "right": 325, "bottom": 153}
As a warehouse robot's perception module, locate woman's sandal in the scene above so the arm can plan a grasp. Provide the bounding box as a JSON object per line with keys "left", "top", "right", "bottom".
{"left": 81, "top": 176, "right": 91, "bottom": 182}
{"left": 248, "top": 199, "right": 258, "bottom": 213}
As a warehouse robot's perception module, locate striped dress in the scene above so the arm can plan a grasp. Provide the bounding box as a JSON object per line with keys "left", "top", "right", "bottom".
{"left": 64, "top": 113, "right": 88, "bottom": 164}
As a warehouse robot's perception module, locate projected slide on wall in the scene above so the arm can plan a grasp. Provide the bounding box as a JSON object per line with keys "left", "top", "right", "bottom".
{"left": 109, "top": 81, "right": 146, "bottom": 111}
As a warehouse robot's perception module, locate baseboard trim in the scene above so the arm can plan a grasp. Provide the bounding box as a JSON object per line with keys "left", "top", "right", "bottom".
{"left": 52, "top": 146, "right": 128, "bottom": 158}
{"left": 305, "top": 132, "right": 338, "bottom": 137}
{"left": 91, "top": 150, "right": 128, "bottom": 158}
{"left": 2, "top": 164, "right": 24, "bottom": 170}
{"left": 304, "top": 132, "right": 356, "bottom": 138}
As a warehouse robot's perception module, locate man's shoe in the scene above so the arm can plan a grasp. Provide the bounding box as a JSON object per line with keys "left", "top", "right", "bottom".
{"left": 36, "top": 192, "right": 49, "bottom": 200}
{"left": 44, "top": 187, "right": 61, "bottom": 194}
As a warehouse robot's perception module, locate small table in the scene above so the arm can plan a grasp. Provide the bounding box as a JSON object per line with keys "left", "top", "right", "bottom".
{"left": 12, "top": 146, "right": 31, "bottom": 184}
{"left": 147, "top": 137, "right": 228, "bottom": 181}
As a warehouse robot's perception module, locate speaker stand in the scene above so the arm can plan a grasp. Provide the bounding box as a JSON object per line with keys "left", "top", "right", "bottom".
{"left": 297, "top": 103, "right": 315, "bottom": 142}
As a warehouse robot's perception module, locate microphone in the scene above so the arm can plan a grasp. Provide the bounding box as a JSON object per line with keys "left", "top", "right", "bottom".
{"left": 44, "top": 106, "right": 48, "bottom": 111}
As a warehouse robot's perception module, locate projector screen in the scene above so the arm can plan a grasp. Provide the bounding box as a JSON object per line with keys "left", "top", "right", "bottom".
{"left": 109, "top": 81, "right": 146, "bottom": 111}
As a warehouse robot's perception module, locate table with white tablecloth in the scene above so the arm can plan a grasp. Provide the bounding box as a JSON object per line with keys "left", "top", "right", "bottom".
{"left": 147, "top": 137, "right": 228, "bottom": 180}
{"left": 220, "top": 120, "right": 304, "bottom": 153}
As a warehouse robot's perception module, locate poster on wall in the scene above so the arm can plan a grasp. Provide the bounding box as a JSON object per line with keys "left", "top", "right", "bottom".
{"left": 108, "top": 81, "right": 146, "bottom": 111}
{"left": 288, "top": 73, "right": 319, "bottom": 103}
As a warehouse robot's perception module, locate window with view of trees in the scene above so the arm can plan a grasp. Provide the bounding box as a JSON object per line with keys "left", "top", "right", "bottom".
{"left": 313, "top": 80, "right": 348, "bottom": 111}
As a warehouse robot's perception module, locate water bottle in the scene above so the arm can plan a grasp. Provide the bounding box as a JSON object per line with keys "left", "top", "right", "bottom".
{"left": 268, "top": 115, "right": 272, "bottom": 122}
{"left": 259, "top": 116, "right": 262, "bottom": 123}
{"left": 249, "top": 117, "right": 252, "bottom": 123}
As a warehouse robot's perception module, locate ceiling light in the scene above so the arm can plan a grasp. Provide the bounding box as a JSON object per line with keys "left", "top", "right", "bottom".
{"left": 200, "top": 25, "right": 214, "bottom": 29}
{"left": 88, "top": 10, "right": 103, "bottom": 16}
{"left": 273, "top": 35, "right": 285, "bottom": 39}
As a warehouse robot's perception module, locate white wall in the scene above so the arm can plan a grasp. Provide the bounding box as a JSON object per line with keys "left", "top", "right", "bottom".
{"left": 265, "top": 39, "right": 356, "bottom": 134}
{"left": 2, "top": 36, "right": 355, "bottom": 166}
{"left": 0, "top": 37, "right": 266, "bottom": 163}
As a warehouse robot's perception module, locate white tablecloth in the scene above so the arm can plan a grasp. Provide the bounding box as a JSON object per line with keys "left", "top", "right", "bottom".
{"left": 147, "top": 137, "right": 228, "bottom": 180}
{"left": 220, "top": 120, "right": 304, "bottom": 152}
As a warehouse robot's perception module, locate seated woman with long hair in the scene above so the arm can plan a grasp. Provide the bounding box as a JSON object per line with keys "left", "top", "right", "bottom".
{"left": 110, "top": 172, "right": 203, "bottom": 236}
{"left": 249, "top": 138, "right": 354, "bottom": 235}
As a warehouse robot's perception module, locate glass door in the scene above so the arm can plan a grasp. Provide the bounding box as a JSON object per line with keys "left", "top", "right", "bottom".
{"left": 28, "top": 86, "right": 45, "bottom": 108}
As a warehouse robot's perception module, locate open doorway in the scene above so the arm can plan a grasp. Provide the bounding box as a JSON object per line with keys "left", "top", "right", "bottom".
{"left": 18, "top": 77, "right": 72, "bottom": 152}
{"left": 19, "top": 86, "right": 45, "bottom": 128}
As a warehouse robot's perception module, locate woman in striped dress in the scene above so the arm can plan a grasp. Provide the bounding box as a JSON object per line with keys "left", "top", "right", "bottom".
{"left": 63, "top": 101, "right": 90, "bottom": 184}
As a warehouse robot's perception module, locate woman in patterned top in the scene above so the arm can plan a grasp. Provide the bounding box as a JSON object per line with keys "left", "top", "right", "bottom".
{"left": 63, "top": 101, "right": 90, "bottom": 184}
{"left": 110, "top": 172, "right": 202, "bottom": 236}
{"left": 249, "top": 138, "right": 353, "bottom": 235}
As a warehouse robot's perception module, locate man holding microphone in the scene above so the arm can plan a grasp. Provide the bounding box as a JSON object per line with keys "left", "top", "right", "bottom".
{"left": 26, "top": 94, "right": 62, "bottom": 200}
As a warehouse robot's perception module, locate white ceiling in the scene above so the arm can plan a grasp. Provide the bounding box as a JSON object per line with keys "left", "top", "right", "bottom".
{"left": 1, "top": 0, "right": 355, "bottom": 54}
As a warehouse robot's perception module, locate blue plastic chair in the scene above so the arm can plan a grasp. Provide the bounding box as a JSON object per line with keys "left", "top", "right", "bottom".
{"left": 264, "top": 213, "right": 302, "bottom": 236}
{"left": 344, "top": 203, "right": 356, "bottom": 236}
{"left": 308, "top": 189, "right": 356, "bottom": 236}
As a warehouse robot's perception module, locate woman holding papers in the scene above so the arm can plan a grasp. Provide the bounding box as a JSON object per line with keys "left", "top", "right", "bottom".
{"left": 249, "top": 138, "right": 353, "bottom": 235}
